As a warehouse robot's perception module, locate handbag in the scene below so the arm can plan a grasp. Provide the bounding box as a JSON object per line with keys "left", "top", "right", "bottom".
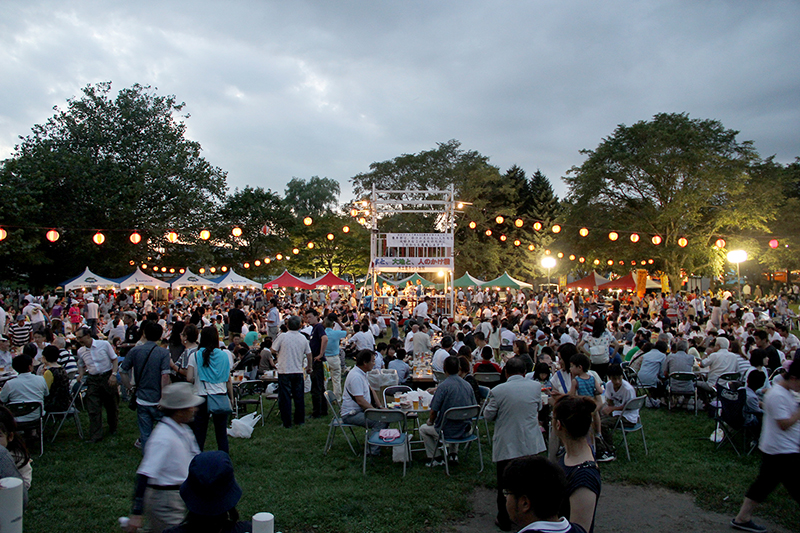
{"left": 128, "top": 345, "right": 157, "bottom": 411}
{"left": 203, "top": 381, "right": 232, "bottom": 414}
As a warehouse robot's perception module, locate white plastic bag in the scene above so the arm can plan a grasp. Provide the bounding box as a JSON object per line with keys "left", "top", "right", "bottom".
{"left": 227, "top": 412, "right": 262, "bottom": 438}
{"left": 710, "top": 428, "right": 724, "bottom": 443}
{"left": 392, "top": 436, "right": 412, "bottom": 463}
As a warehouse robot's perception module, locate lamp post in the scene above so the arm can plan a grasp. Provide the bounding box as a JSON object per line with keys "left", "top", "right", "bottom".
{"left": 726, "top": 250, "right": 748, "bottom": 300}
{"left": 541, "top": 256, "right": 557, "bottom": 289}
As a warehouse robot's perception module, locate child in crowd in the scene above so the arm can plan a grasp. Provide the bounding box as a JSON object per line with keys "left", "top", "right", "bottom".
{"left": 568, "top": 353, "right": 603, "bottom": 451}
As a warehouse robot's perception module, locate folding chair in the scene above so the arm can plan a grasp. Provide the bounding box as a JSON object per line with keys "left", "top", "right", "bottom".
{"left": 233, "top": 380, "right": 267, "bottom": 425}
{"left": 476, "top": 385, "right": 492, "bottom": 447}
{"left": 667, "top": 372, "right": 698, "bottom": 415}
{"left": 362, "top": 409, "right": 410, "bottom": 476}
{"left": 435, "top": 405, "right": 483, "bottom": 476}
{"left": 621, "top": 364, "right": 646, "bottom": 396}
{"left": 474, "top": 372, "right": 502, "bottom": 389}
{"left": 45, "top": 379, "right": 84, "bottom": 442}
{"left": 613, "top": 396, "right": 647, "bottom": 461}
{"left": 714, "top": 382, "right": 757, "bottom": 456}
{"left": 323, "top": 391, "right": 359, "bottom": 456}
{"left": 6, "top": 402, "right": 45, "bottom": 456}
{"left": 383, "top": 385, "right": 412, "bottom": 408}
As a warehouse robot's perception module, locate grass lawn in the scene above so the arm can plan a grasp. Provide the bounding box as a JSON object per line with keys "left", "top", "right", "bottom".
{"left": 25, "top": 390, "right": 800, "bottom": 532}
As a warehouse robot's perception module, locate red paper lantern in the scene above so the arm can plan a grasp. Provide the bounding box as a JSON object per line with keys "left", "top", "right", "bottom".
{"left": 769, "top": 239, "right": 779, "bottom": 249}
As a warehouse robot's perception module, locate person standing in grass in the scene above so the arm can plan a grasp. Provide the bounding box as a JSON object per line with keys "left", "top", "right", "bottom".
{"left": 126, "top": 383, "right": 202, "bottom": 533}
{"left": 483, "top": 356, "right": 546, "bottom": 531}
{"left": 731, "top": 358, "right": 800, "bottom": 533}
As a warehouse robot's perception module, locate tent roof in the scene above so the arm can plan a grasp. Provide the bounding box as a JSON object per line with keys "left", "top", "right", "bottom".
{"left": 311, "top": 271, "right": 354, "bottom": 289}
{"left": 167, "top": 268, "right": 218, "bottom": 288}
{"left": 598, "top": 272, "right": 637, "bottom": 291}
{"left": 564, "top": 272, "right": 610, "bottom": 290}
{"left": 115, "top": 268, "right": 170, "bottom": 289}
{"left": 209, "top": 270, "right": 262, "bottom": 289}
{"left": 264, "top": 270, "right": 314, "bottom": 290}
{"left": 483, "top": 271, "right": 532, "bottom": 289}
{"left": 395, "top": 272, "right": 437, "bottom": 287}
{"left": 61, "top": 267, "right": 120, "bottom": 290}
{"left": 452, "top": 271, "right": 486, "bottom": 288}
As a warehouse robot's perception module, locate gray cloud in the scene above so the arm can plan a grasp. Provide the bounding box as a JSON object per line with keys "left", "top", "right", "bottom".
{"left": 1, "top": 0, "right": 798, "bottom": 200}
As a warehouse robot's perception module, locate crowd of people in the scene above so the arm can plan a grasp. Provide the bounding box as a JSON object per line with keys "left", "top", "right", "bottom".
{"left": 0, "top": 282, "right": 798, "bottom": 532}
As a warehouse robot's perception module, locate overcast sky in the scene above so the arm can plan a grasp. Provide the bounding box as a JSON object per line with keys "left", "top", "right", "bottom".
{"left": 1, "top": 0, "right": 798, "bottom": 201}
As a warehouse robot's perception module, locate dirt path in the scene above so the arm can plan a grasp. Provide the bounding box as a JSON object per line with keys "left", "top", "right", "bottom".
{"left": 448, "top": 484, "right": 793, "bottom": 533}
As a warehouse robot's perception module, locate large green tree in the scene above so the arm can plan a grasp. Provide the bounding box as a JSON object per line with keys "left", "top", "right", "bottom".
{"left": 0, "top": 82, "right": 227, "bottom": 286}
{"left": 563, "top": 112, "right": 775, "bottom": 291}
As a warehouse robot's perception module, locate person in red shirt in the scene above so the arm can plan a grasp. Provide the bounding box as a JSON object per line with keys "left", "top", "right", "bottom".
{"left": 474, "top": 345, "right": 501, "bottom": 373}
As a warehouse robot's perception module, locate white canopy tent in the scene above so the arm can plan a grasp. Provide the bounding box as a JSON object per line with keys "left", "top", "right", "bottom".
{"left": 115, "top": 268, "right": 170, "bottom": 289}
{"left": 209, "top": 270, "right": 262, "bottom": 289}
{"left": 168, "top": 268, "right": 218, "bottom": 289}
{"left": 61, "top": 267, "right": 119, "bottom": 291}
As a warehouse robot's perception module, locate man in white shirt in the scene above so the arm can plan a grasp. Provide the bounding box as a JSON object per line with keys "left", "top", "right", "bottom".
{"left": 23, "top": 301, "right": 47, "bottom": 334}
{"left": 273, "top": 315, "right": 312, "bottom": 428}
{"left": 76, "top": 326, "right": 119, "bottom": 442}
{"left": 404, "top": 324, "right": 417, "bottom": 354}
{"left": 697, "top": 337, "right": 740, "bottom": 410}
{"left": 85, "top": 297, "right": 100, "bottom": 337}
{"left": 412, "top": 324, "right": 432, "bottom": 356}
{"left": 340, "top": 350, "right": 384, "bottom": 455}
{"left": 413, "top": 296, "right": 431, "bottom": 321}
{"left": 732, "top": 359, "right": 800, "bottom": 533}
{"left": 431, "top": 336, "right": 454, "bottom": 373}
{"left": 350, "top": 322, "right": 375, "bottom": 352}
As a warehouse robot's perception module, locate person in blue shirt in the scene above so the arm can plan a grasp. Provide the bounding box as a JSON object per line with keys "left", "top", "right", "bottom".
{"left": 323, "top": 314, "right": 348, "bottom": 401}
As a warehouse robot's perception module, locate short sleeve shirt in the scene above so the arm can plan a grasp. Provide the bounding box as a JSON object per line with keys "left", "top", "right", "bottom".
{"left": 341, "top": 366, "right": 370, "bottom": 415}
{"left": 759, "top": 384, "right": 800, "bottom": 455}
{"left": 273, "top": 331, "right": 311, "bottom": 374}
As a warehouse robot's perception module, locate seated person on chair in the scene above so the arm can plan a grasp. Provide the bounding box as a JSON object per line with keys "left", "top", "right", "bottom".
{"left": 473, "top": 345, "right": 502, "bottom": 374}
{"left": 420, "top": 355, "right": 477, "bottom": 467}
{"left": 340, "top": 349, "right": 385, "bottom": 455}
{"left": 744, "top": 370, "right": 765, "bottom": 433}
{"left": 41, "top": 345, "right": 71, "bottom": 413}
{"left": 596, "top": 364, "right": 638, "bottom": 463}
{"left": 636, "top": 340, "right": 667, "bottom": 394}
{"left": 0, "top": 354, "right": 49, "bottom": 422}
{"left": 697, "top": 336, "right": 739, "bottom": 407}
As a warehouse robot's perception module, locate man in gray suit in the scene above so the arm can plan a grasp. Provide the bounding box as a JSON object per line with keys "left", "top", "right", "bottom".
{"left": 483, "top": 356, "right": 547, "bottom": 531}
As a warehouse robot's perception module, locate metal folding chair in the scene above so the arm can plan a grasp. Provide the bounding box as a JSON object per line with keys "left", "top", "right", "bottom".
{"left": 234, "top": 380, "right": 267, "bottom": 425}
{"left": 474, "top": 372, "right": 502, "bottom": 389}
{"left": 362, "top": 409, "right": 410, "bottom": 476}
{"left": 435, "top": 405, "right": 483, "bottom": 476}
{"left": 45, "top": 379, "right": 84, "bottom": 442}
{"left": 613, "top": 396, "right": 648, "bottom": 461}
{"left": 382, "top": 385, "right": 412, "bottom": 408}
{"left": 667, "top": 372, "right": 698, "bottom": 415}
{"left": 323, "top": 391, "right": 359, "bottom": 456}
{"left": 6, "top": 402, "right": 45, "bottom": 456}
{"left": 476, "top": 385, "right": 492, "bottom": 447}
{"left": 714, "top": 382, "right": 757, "bottom": 456}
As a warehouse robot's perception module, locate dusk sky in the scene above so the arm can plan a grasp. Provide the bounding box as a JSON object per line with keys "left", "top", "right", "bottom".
{"left": 2, "top": 1, "right": 798, "bottom": 200}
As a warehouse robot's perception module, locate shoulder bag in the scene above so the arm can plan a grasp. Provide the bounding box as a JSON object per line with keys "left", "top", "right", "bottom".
{"left": 128, "top": 345, "right": 157, "bottom": 411}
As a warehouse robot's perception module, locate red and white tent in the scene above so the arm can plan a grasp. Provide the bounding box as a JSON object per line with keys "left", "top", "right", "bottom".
{"left": 598, "top": 272, "right": 637, "bottom": 291}
{"left": 564, "top": 271, "right": 610, "bottom": 291}
{"left": 264, "top": 270, "right": 314, "bottom": 290}
{"left": 312, "top": 271, "right": 354, "bottom": 289}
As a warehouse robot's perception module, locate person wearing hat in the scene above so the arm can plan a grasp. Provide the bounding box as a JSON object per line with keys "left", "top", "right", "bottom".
{"left": 8, "top": 314, "right": 32, "bottom": 348}
{"left": 163, "top": 451, "right": 251, "bottom": 533}
{"left": 127, "top": 382, "right": 203, "bottom": 533}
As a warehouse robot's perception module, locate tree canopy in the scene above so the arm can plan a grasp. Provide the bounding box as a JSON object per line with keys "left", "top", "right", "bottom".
{"left": 562, "top": 112, "right": 777, "bottom": 289}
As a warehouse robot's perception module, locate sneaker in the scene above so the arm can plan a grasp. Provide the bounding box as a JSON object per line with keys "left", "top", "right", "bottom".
{"left": 133, "top": 438, "right": 142, "bottom": 450}
{"left": 730, "top": 519, "right": 767, "bottom": 532}
{"left": 425, "top": 458, "right": 445, "bottom": 467}
{"left": 596, "top": 451, "right": 616, "bottom": 463}
{"left": 448, "top": 453, "right": 459, "bottom": 465}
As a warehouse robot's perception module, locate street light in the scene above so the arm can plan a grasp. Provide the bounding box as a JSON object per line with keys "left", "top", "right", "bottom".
{"left": 541, "top": 256, "right": 557, "bottom": 288}
{"left": 727, "top": 249, "right": 748, "bottom": 299}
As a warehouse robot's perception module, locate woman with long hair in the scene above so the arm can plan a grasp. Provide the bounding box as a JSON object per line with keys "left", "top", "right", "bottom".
{"left": 186, "top": 326, "right": 233, "bottom": 453}
{"left": 553, "top": 395, "right": 602, "bottom": 533}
